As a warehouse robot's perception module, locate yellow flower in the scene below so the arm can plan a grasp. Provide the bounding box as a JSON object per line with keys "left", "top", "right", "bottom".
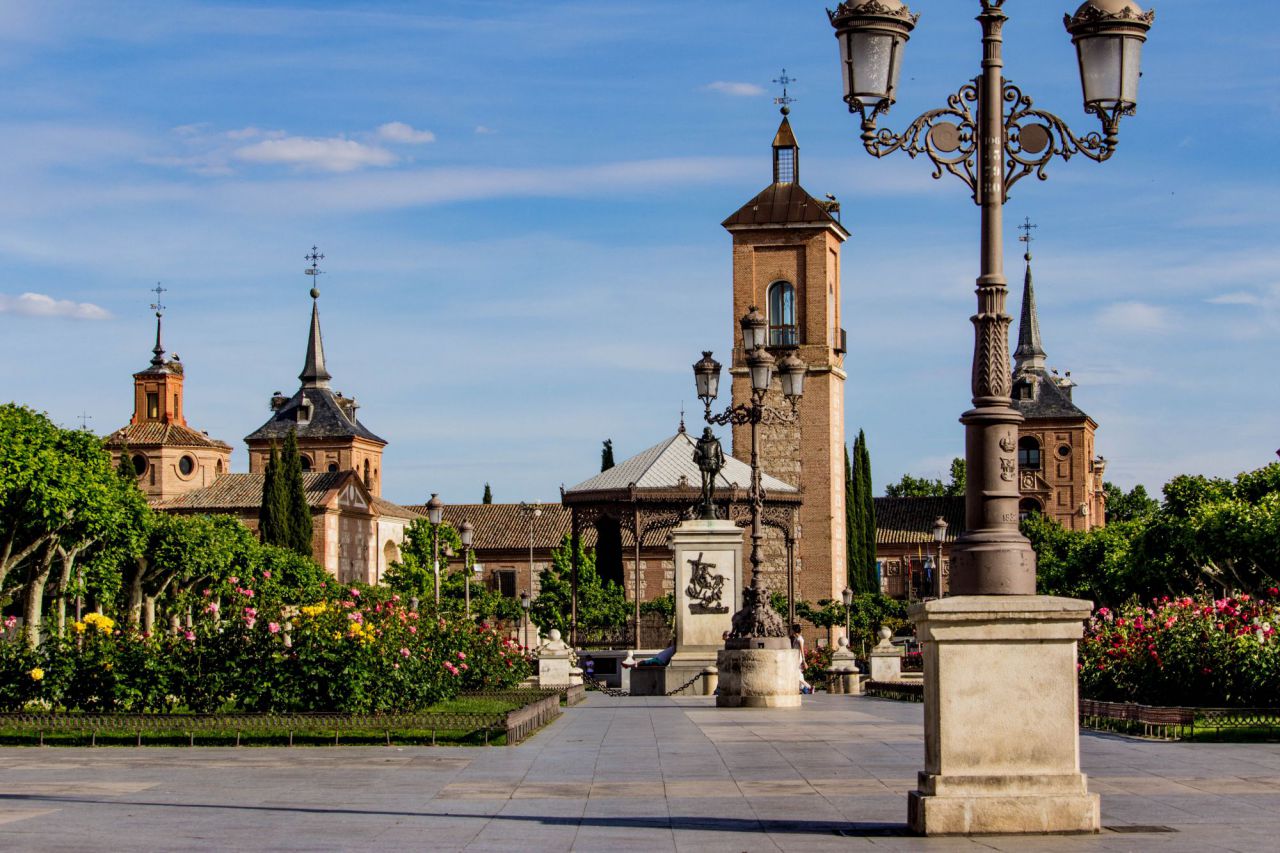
{"left": 72, "top": 621, "right": 87, "bottom": 635}
{"left": 84, "top": 613, "right": 115, "bottom": 634}
{"left": 301, "top": 603, "right": 328, "bottom": 618}
{"left": 28, "top": 668, "right": 44, "bottom": 682}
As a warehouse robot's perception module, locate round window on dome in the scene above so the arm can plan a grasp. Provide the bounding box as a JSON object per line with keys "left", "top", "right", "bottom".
{"left": 179, "top": 455, "right": 196, "bottom": 476}
{"left": 131, "top": 454, "right": 148, "bottom": 476}
{"left": 1056, "top": 444, "right": 1072, "bottom": 460}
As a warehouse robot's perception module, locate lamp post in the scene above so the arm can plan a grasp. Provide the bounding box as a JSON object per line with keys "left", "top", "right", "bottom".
{"left": 693, "top": 307, "right": 807, "bottom": 645}
{"left": 520, "top": 589, "right": 532, "bottom": 650}
{"left": 841, "top": 586, "right": 854, "bottom": 644}
{"left": 518, "top": 500, "right": 541, "bottom": 619}
{"left": 459, "top": 519, "right": 475, "bottom": 619}
{"left": 426, "top": 493, "right": 444, "bottom": 608}
{"left": 931, "top": 515, "right": 949, "bottom": 598}
{"left": 828, "top": 0, "right": 1154, "bottom": 595}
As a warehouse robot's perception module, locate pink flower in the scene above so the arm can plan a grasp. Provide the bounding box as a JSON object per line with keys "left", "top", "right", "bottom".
{"left": 262, "top": 570, "right": 272, "bottom": 579}
{"left": 183, "top": 630, "right": 195, "bottom": 641}
{"left": 244, "top": 607, "right": 257, "bottom": 618}
{"left": 3, "top": 615, "right": 17, "bottom": 629}
{"left": 400, "top": 647, "right": 411, "bottom": 658}
{"left": 393, "top": 663, "right": 400, "bottom": 670}
{"left": 319, "top": 581, "right": 327, "bottom": 588}
{"left": 205, "top": 602, "right": 220, "bottom": 614}
{"left": 459, "top": 662, "right": 468, "bottom": 671}
{"left": 350, "top": 588, "right": 360, "bottom": 598}
{"left": 268, "top": 622, "right": 281, "bottom": 634}
{"left": 244, "top": 618, "right": 256, "bottom": 629}
{"left": 244, "top": 589, "right": 255, "bottom": 598}
{"left": 228, "top": 576, "right": 239, "bottom": 585}
{"left": 202, "top": 589, "right": 212, "bottom": 598}
{"left": 457, "top": 651, "right": 467, "bottom": 660}
{"left": 408, "top": 626, "right": 417, "bottom": 634}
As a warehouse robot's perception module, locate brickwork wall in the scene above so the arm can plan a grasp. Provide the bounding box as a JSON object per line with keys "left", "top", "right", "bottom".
{"left": 1018, "top": 417, "right": 1102, "bottom": 532}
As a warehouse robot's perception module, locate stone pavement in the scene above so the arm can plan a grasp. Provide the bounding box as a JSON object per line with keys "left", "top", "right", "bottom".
{"left": 1, "top": 693, "right": 1279, "bottom": 851}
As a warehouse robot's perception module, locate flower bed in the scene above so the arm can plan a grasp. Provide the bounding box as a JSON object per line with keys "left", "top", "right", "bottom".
{"left": 0, "top": 586, "right": 532, "bottom": 714}
{"left": 1079, "top": 591, "right": 1279, "bottom": 707}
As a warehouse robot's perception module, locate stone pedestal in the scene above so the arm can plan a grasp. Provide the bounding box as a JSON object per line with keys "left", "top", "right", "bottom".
{"left": 668, "top": 519, "right": 742, "bottom": 696}
{"left": 868, "top": 626, "right": 903, "bottom": 682}
{"left": 715, "top": 645, "right": 801, "bottom": 708}
{"left": 826, "top": 636, "right": 863, "bottom": 694}
{"left": 535, "top": 629, "right": 581, "bottom": 688}
{"left": 907, "top": 596, "right": 1099, "bottom": 836}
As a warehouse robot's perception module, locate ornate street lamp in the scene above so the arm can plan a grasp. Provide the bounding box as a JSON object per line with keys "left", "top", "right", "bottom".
{"left": 692, "top": 311, "right": 806, "bottom": 647}
{"left": 828, "top": 0, "right": 1154, "bottom": 595}
{"left": 842, "top": 586, "right": 854, "bottom": 644}
{"left": 520, "top": 589, "right": 532, "bottom": 650}
{"left": 426, "top": 493, "right": 444, "bottom": 607}
{"left": 459, "top": 519, "right": 475, "bottom": 618}
{"left": 931, "top": 515, "right": 948, "bottom": 598}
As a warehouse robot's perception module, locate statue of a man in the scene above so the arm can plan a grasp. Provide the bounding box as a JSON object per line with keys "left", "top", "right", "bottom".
{"left": 693, "top": 427, "right": 726, "bottom": 520}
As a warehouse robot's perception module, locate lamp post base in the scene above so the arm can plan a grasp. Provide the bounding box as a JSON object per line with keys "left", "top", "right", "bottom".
{"left": 907, "top": 595, "right": 1099, "bottom": 836}
{"left": 715, "top": 646, "right": 802, "bottom": 708}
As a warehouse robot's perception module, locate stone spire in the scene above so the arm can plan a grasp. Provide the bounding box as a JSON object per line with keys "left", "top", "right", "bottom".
{"left": 299, "top": 246, "right": 331, "bottom": 389}
{"left": 148, "top": 283, "right": 168, "bottom": 369}
{"left": 1013, "top": 222, "right": 1046, "bottom": 376}
{"left": 299, "top": 293, "right": 331, "bottom": 389}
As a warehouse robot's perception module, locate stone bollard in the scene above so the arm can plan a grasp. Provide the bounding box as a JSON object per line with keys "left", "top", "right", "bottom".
{"left": 826, "top": 635, "right": 862, "bottom": 694}
{"left": 868, "top": 626, "right": 903, "bottom": 682}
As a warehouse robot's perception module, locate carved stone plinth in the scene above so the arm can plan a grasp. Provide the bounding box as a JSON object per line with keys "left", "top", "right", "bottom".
{"left": 907, "top": 596, "right": 1099, "bottom": 836}
{"left": 670, "top": 519, "right": 743, "bottom": 682}
{"left": 535, "top": 629, "right": 581, "bottom": 689}
{"left": 715, "top": 646, "right": 801, "bottom": 708}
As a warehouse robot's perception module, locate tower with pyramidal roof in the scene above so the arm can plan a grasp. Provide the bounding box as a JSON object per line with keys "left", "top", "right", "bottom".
{"left": 722, "top": 103, "right": 850, "bottom": 603}
{"left": 1010, "top": 221, "right": 1107, "bottom": 529}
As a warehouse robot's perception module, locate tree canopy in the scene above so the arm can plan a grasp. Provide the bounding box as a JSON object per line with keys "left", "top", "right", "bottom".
{"left": 885, "top": 458, "right": 965, "bottom": 498}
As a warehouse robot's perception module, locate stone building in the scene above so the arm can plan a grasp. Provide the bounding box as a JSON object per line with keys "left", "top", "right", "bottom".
{"left": 722, "top": 110, "right": 849, "bottom": 605}
{"left": 873, "top": 496, "right": 964, "bottom": 600}
{"left": 1010, "top": 242, "right": 1107, "bottom": 530}
{"left": 104, "top": 311, "right": 232, "bottom": 502}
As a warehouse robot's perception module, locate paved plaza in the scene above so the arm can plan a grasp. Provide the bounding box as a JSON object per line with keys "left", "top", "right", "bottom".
{"left": 1, "top": 694, "right": 1278, "bottom": 852}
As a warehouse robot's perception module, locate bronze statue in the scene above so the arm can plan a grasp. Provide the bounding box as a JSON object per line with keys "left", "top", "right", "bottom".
{"left": 693, "top": 427, "right": 725, "bottom": 520}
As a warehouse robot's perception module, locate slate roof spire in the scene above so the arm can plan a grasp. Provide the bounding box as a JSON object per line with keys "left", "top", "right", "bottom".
{"left": 299, "top": 246, "right": 331, "bottom": 389}
{"left": 149, "top": 283, "right": 167, "bottom": 368}
{"left": 1013, "top": 220, "right": 1046, "bottom": 376}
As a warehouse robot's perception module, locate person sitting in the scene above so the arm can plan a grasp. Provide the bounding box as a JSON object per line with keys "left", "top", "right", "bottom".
{"left": 623, "top": 644, "right": 675, "bottom": 668}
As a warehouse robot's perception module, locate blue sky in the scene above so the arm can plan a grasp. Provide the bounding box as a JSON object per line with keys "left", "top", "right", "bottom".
{"left": 1, "top": 1, "right": 1277, "bottom": 506}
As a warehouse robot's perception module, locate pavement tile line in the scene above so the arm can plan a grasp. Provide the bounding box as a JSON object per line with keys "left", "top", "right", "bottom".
{"left": 0, "top": 694, "right": 1278, "bottom": 851}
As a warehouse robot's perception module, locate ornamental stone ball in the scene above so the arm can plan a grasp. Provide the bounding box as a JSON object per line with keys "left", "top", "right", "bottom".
{"left": 879, "top": 625, "right": 893, "bottom": 642}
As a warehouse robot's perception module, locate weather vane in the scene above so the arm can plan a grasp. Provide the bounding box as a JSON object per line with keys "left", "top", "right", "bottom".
{"left": 1018, "top": 216, "right": 1038, "bottom": 259}
{"left": 77, "top": 411, "right": 93, "bottom": 431}
{"left": 150, "top": 283, "right": 166, "bottom": 316}
{"left": 304, "top": 245, "right": 325, "bottom": 298}
{"left": 773, "top": 68, "right": 797, "bottom": 114}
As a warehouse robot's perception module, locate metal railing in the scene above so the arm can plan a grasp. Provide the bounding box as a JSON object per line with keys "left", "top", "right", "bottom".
{"left": 1079, "top": 699, "right": 1280, "bottom": 741}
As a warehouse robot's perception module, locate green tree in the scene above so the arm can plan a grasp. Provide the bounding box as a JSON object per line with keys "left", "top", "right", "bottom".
{"left": 857, "top": 430, "right": 876, "bottom": 593}
{"left": 530, "top": 534, "right": 627, "bottom": 638}
{"left": 601, "top": 439, "right": 615, "bottom": 471}
{"left": 885, "top": 457, "right": 965, "bottom": 498}
{"left": 845, "top": 444, "right": 862, "bottom": 592}
{"left": 258, "top": 444, "right": 288, "bottom": 548}
{"left": 133, "top": 513, "right": 256, "bottom": 629}
{"left": 279, "top": 429, "right": 313, "bottom": 557}
{"left": 1104, "top": 481, "right": 1158, "bottom": 523}
{"left": 385, "top": 518, "right": 462, "bottom": 605}
{"left": 482, "top": 483, "right": 493, "bottom": 504}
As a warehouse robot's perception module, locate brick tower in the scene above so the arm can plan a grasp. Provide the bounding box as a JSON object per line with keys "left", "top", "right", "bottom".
{"left": 104, "top": 299, "right": 232, "bottom": 502}
{"left": 722, "top": 109, "right": 849, "bottom": 604}
{"left": 1010, "top": 223, "right": 1106, "bottom": 530}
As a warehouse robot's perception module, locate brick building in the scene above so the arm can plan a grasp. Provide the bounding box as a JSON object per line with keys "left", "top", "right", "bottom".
{"left": 722, "top": 111, "right": 849, "bottom": 604}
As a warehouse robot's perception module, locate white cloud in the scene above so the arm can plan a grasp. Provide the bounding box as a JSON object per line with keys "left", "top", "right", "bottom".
{"left": 233, "top": 136, "right": 397, "bottom": 172}
{"left": 0, "top": 292, "right": 110, "bottom": 320}
{"left": 1207, "top": 291, "right": 1261, "bottom": 306}
{"left": 375, "top": 121, "right": 436, "bottom": 144}
{"left": 1096, "top": 301, "right": 1173, "bottom": 333}
{"left": 704, "top": 81, "right": 764, "bottom": 97}
{"left": 474, "top": 125, "right": 495, "bottom": 135}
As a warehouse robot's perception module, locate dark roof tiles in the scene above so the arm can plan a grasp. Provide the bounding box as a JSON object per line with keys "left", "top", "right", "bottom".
{"left": 104, "top": 422, "right": 232, "bottom": 450}
{"left": 873, "top": 496, "right": 965, "bottom": 546}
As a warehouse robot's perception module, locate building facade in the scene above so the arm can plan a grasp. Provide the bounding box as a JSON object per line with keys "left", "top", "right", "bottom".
{"left": 722, "top": 112, "right": 849, "bottom": 604}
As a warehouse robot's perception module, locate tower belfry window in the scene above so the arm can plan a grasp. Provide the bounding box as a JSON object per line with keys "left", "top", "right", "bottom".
{"left": 146, "top": 392, "right": 159, "bottom": 419}
{"left": 774, "top": 146, "right": 795, "bottom": 183}
{"left": 767, "top": 281, "right": 797, "bottom": 347}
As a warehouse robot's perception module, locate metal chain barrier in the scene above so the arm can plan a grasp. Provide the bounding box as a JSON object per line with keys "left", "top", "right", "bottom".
{"left": 582, "top": 669, "right": 706, "bottom": 698}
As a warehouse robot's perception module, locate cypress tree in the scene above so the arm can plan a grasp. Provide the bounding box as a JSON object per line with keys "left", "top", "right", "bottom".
{"left": 280, "top": 429, "right": 313, "bottom": 557}
{"left": 857, "top": 430, "right": 877, "bottom": 593}
{"left": 482, "top": 483, "right": 493, "bottom": 504}
{"left": 116, "top": 444, "right": 137, "bottom": 481}
{"left": 601, "top": 439, "right": 615, "bottom": 471}
{"left": 845, "top": 444, "right": 861, "bottom": 591}
{"left": 259, "top": 444, "right": 287, "bottom": 546}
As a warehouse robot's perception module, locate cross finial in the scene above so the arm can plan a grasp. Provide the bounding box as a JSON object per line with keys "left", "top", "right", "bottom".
{"left": 772, "top": 68, "right": 796, "bottom": 115}
{"left": 679, "top": 403, "right": 686, "bottom": 434}
{"left": 304, "top": 245, "right": 325, "bottom": 298}
{"left": 150, "top": 283, "right": 167, "bottom": 316}
{"left": 1018, "top": 216, "right": 1038, "bottom": 261}
{"left": 77, "top": 411, "right": 93, "bottom": 431}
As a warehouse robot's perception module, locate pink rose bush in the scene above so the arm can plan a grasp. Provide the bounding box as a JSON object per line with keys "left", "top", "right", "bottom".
{"left": 1079, "top": 590, "right": 1279, "bottom": 707}
{"left": 0, "top": 583, "right": 532, "bottom": 713}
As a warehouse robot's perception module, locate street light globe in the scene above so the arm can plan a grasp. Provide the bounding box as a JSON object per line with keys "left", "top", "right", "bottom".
{"left": 1064, "top": 0, "right": 1154, "bottom": 117}
{"left": 828, "top": 0, "right": 919, "bottom": 116}
{"left": 777, "top": 350, "right": 807, "bottom": 401}
{"left": 746, "top": 345, "right": 776, "bottom": 394}
{"left": 426, "top": 492, "right": 444, "bottom": 525}
{"left": 932, "top": 515, "right": 949, "bottom": 544}
{"left": 842, "top": 586, "right": 854, "bottom": 607}
{"left": 520, "top": 590, "right": 531, "bottom": 610}
{"left": 739, "top": 306, "right": 768, "bottom": 353}
{"left": 693, "top": 350, "right": 722, "bottom": 404}
{"left": 458, "top": 519, "right": 474, "bottom": 548}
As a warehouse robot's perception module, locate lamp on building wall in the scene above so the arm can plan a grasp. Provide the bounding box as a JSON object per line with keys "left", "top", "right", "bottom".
{"left": 459, "top": 519, "right": 475, "bottom": 619}
{"left": 693, "top": 309, "right": 806, "bottom": 641}
{"left": 932, "top": 516, "right": 948, "bottom": 598}
{"left": 426, "top": 493, "right": 444, "bottom": 608}
{"left": 828, "top": 0, "right": 1153, "bottom": 594}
